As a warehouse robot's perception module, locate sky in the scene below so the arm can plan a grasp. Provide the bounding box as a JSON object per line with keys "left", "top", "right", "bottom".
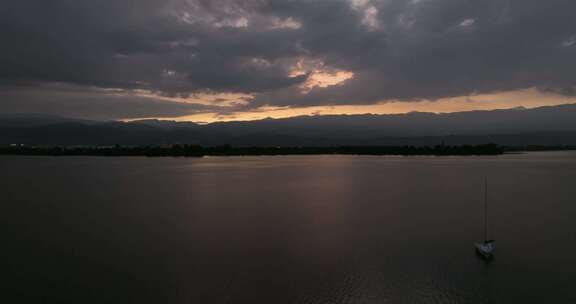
{"left": 1, "top": 0, "right": 576, "bottom": 122}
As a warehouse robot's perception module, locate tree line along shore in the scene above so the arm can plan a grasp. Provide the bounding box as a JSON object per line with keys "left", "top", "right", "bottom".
{"left": 0, "top": 144, "right": 510, "bottom": 157}
{"left": 2, "top": 144, "right": 574, "bottom": 157}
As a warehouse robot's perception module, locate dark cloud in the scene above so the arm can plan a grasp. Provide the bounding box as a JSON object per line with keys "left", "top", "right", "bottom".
{"left": 540, "top": 86, "right": 576, "bottom": 97}
{"left": 0, "top": 0, "right": 309, "bottom": 94}
{"left": 0, "top": 84, "right": 214, "bottom": 120}
{"left": 1, "top": 0, "right": 576, "bottom": 118}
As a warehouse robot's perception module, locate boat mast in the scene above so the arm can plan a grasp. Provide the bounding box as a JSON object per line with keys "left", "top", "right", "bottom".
{"left": 484, "top": 177, "right": 488, "bottom": 243}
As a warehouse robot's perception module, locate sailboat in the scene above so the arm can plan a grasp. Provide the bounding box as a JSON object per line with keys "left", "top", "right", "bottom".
{"left": 475, "top": 178, "right": 495, "bottom": 259}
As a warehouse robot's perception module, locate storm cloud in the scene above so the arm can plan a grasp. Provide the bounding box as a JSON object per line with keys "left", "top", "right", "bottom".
{"left": 1, "top": 0, "right": 576, "bottom": 118}
{"left": 0, "top": 84, "right": 215, "bottom": 120}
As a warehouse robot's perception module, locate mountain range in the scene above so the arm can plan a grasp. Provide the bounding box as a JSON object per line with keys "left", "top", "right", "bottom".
{"left": 1, "top": 104, "right": 576, "bottom": 146}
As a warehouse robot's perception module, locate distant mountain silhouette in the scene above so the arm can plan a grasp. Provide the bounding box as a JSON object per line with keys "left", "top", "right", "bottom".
{"left": 1, "top": 104, "right": 576, "bottom": 146}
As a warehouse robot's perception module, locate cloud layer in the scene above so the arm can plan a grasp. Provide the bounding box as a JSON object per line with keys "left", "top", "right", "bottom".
{"left": 1, "top": 0, "right": 576, "bottom": 118}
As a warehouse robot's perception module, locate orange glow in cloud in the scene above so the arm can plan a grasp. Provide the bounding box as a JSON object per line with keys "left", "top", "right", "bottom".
{"left": 288, "top": 58, "right": 354, "bottom": 93}
{"left": 127, "top": 88, "right": 576, "bottom": 124}
{"left": 300, "top": 70, "right": 354, "bottom": 93}
{"left": 113, "top": 90, "right": 253, "bottom": 107}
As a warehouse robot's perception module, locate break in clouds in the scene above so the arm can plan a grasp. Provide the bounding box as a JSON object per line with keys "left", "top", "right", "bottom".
{"left": 1, "top": 0, "right": 576, "bottom": 119}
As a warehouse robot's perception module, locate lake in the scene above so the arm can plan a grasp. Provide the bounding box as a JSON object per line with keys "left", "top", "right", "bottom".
{"left": 2, "top": 152, "right": 576, "bottom": 303}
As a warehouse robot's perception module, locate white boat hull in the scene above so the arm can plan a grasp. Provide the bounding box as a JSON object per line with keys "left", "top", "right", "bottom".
{"left": 475, "top": 241, "right": 495, "bottom": 259}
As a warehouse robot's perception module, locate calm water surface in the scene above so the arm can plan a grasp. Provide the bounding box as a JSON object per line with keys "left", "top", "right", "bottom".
{"left": 2, "top": 152, "right": 576, "bottom": 303}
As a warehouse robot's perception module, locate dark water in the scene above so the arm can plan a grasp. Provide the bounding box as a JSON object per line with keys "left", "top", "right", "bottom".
{"left": 2, "top": 152, "right": 576, "bottom": 303}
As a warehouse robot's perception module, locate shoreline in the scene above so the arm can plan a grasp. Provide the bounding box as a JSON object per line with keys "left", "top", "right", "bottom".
{"left": 2, "top": 144, "right": 575, "bottom": 158}
{"left": 0, "top": 144, "right": 507, "bottom": 157}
